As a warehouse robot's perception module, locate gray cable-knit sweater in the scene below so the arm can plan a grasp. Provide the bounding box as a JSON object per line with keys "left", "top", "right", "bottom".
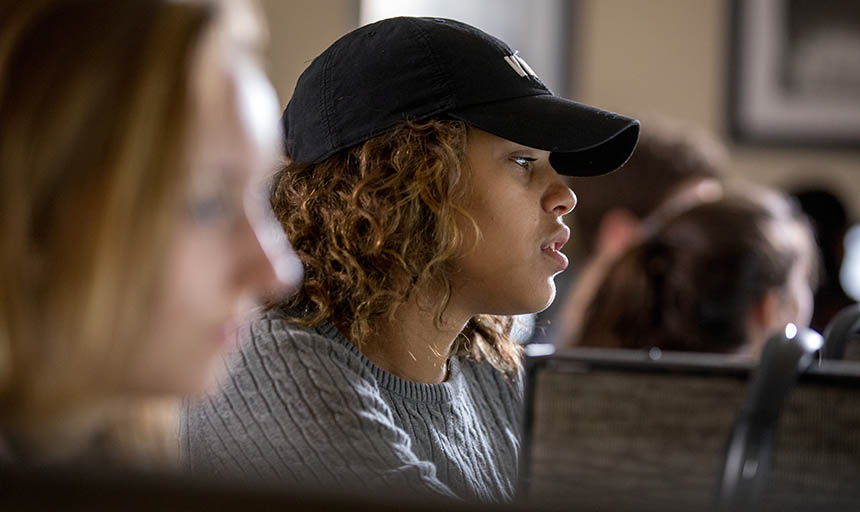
{"left": 182, "top": 308, "right": 522, "bottom": 503}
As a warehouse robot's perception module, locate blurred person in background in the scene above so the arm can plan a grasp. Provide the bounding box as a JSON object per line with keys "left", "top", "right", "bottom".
{"left": 539, "top": 117, "right": 727, "bottom": 345}
{"left": 184, "top": 16, "right": 639, "bottom": 504}
{"left": 570, "top": 187, "right": 818, "bottom": 357}
{"left": 789, "top": 187, "right": 855, "bottom": 331}
{"left": 0, "top": 0, "right": 299, "bottom": 468}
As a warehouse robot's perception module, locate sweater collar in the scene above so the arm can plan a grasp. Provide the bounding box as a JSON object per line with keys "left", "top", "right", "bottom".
{"left": 314, "top": 322, "right": 466, "bottom": 404}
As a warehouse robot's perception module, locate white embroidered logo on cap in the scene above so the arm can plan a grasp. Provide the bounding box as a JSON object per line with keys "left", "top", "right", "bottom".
{"left": 504, "top": 51, "right": 538, "bottom": 79}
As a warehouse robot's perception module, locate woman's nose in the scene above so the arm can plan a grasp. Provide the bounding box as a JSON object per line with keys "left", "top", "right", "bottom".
{"left": 542, "top": 176, "right": 577, "bottom": 216}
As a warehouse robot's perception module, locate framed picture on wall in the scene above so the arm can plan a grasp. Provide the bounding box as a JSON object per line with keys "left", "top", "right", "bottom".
{"left": 729, "top": 0, "right": 860, "bottom": 148}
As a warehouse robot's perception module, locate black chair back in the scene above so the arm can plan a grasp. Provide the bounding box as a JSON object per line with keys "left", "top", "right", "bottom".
{"left": 716, "top": 325, "right": 822, "bottom": 510}
{"left": 821, "top": 303, "right": 860, "bottom": 360}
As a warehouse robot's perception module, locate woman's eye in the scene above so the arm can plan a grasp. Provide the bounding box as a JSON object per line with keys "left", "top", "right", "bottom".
{"left": 188, "top": 196, "right": 235, "bottom": 224}
{"left": 511, "top": 156, "right": 536, "bottom": 172}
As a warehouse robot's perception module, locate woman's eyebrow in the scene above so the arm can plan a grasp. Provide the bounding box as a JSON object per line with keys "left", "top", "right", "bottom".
{"left": 508, "top": 146, "right": 548, "bottom": 158}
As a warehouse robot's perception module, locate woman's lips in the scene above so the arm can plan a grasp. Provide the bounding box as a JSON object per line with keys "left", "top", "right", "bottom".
{"left": 542, "top": 243, "right": 569, "bottom": 271}
{"left": 540, "top": 226, "right": 571, "bottom": 271}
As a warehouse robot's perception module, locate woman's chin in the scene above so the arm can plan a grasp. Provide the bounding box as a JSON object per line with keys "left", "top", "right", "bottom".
{"left": 470, "top": 279, "right": 556, "bottom": 316}
{"left": 534, "top": 281, "right": 558, "bottom": 313}
{"left": 510, "top": 287, "right": 556, "bottom": 316}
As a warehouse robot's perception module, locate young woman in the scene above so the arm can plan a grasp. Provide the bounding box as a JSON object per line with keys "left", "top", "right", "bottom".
{"left": 184, "top": 17, "right": 639, "bottom": 503}
{"left": 0, "top": 0, "right": 300, "bottom": 467}
{"left": 573, "top": 187, "right": 818, "bottom": 356}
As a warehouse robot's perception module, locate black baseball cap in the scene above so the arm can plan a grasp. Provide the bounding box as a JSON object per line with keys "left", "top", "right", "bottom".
{"left": 283, "top": 16, "right": 640, "bottom": 176}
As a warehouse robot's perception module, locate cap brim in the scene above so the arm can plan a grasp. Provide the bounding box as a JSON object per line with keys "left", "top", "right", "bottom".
{"left": 449, "top": 94, "right": 640, "bottom": 176}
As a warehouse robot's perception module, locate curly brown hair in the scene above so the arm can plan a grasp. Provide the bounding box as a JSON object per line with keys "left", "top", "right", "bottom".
{"left": 270, "top": 119, "right": 521, "bottom": 373}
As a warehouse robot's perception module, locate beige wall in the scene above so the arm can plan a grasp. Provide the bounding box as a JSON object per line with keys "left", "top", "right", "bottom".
{"left": 259, "top": 0, "right": 860, "bottom": 219}
{"left": 258, "top": 0, "right": 358, "bottom": 107}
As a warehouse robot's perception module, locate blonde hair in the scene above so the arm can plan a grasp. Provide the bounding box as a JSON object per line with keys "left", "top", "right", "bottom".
{"left": 272, "top": 119, "right": 522, "bottom": 374}
{"left": 0, "top": 0, "right": 261, "bottom": 466}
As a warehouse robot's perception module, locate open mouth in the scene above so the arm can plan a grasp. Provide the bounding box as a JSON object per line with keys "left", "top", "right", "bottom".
{"left": 541, "top": 241, "right": 564, "bottom": 253}
{"left": 540, "top": 239, "right": 569, "bottom": 271}
{"left": 540, "top": 226, "right": 571, "bottom": 271}
{"left": 541, "top": 226, "right": 570, "bottom": 254}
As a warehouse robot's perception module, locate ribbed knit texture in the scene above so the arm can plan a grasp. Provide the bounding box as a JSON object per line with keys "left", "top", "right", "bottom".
{"left": 181, "top": 308, "right": 522, "bottom": 503}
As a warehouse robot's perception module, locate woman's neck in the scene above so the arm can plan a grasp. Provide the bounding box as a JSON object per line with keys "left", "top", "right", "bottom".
{"left": 361, "top": 291, "right": 471, "bottom": 384}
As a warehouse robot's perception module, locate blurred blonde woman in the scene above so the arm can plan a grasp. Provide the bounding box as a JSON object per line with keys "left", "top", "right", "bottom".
{"left": 0, "top": 0, "right": 299, "bottom": 468}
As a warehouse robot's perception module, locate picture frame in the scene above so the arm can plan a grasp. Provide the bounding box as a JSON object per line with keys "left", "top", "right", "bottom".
{"left": 728, "top": 0, "right": 860, "bottom": 148}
